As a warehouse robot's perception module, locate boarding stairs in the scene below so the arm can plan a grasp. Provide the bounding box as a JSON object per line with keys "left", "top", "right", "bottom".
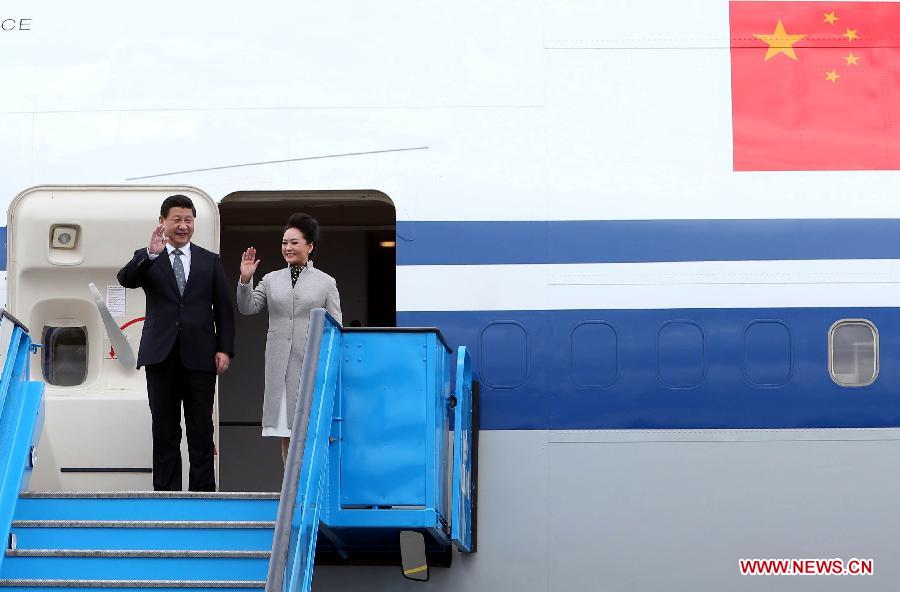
{"left": 0, "top": 309, "right": 476, "bottom": 591}
{"left": 2, "top": 492, "right": 277, "bottom": 590}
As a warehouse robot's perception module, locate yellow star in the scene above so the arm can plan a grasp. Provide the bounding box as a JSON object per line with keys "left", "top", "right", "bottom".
{"left": 754, "top": 19, "right": 807, "bottom": 61}
{"left": 844, "top": 52, "right": 859, "bottom": 66}
{"left": 825, "top": 69, "right": 840, "bottom": 83}
{"left": 843, "top": 28, "right": 859, "bottom": 41}
{"left": 823, "top": 11, "right": 839, "bottom": 25}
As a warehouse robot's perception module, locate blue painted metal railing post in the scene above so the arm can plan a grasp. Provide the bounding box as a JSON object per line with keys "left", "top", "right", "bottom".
{"left": 266, "top": 309, "right": 342, "bottom": 592}
{"left": 0, "top": 311, "right": 45, "bottom": 572}
{"left": 451, "top": 346, "right": 475, "bottom": 553}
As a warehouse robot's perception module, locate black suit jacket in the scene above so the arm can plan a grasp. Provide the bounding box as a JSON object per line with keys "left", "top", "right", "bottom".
{"left": 117, "top": 244, "right": 235, "bottom": 371}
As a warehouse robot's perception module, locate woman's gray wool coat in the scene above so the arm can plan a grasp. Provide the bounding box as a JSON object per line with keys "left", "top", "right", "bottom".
{"left": 236, "top": 261, "right": 342, "bottom": 430}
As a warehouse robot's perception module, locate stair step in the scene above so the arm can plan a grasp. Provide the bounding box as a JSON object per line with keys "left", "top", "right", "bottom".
{"left": 20, "top": 492, "right": 278, "bottom": 499}
{"left": 8, "top": 522, "right": 274, "bottom": 552}
{"left": 6, "top": 550, "right": 269, "bottom": 559}
{"left": 0, "top": 579, "right": 264, "bottom": 590}
{"left": 0, "top": 555, "right": 268, "bottom": 581}
{"left": 12, "top": 521, "right": 274, "bottom": 529}
{"left": 16, "top": 494, "right": 278, "bottom": 522}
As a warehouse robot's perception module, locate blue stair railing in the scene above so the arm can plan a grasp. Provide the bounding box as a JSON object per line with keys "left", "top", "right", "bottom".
{"left": 0, "top": 311, "right": 45, "bottom": 573}
{"left": 266, "top": 309, "right": 342, "bottom": 592}
{"left": 451, "top": 346, "right": 475, "bottom": 553}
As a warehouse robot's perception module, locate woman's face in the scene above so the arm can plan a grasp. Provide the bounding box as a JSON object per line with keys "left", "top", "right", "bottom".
{"left": 282, "top": 227, "right": 313, "bottom": 265}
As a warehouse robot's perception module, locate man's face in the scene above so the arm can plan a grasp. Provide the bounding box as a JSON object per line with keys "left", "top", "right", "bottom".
{"left": 160, "top": 207, "right": 195, "bottom": 248}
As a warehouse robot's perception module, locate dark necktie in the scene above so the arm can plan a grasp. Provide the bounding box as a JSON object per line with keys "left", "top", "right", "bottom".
{"left": 173, "top": 249, "right": 186, "bottom": 296}
{"left": 290, "top": 264, "right": 303, "bottom": 288}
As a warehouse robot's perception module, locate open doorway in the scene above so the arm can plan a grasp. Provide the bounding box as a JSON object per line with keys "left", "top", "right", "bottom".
{"left": 217, "top": 190, "right": 396, "bottom": 491}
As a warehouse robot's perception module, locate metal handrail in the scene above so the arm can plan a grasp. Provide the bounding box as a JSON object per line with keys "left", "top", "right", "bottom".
{"left": 0, "top": 309, "right": 30, "bottom": 333}
{"left": 0, "top": 319, "right": 43, "bottom": 574}
{"left": 265, "top": 308, "right": 338, "bottom": 592}
{"left": 0, "top": 311, "right": 28, "bottom": 416}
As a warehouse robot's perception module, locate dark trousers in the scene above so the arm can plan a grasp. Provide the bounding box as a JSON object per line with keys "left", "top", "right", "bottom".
{"left": 145, "top": 338, "right": 217, "bottom": 491}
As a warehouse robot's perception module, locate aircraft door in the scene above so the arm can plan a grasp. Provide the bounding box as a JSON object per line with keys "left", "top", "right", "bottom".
{"left": 7, "top": 185, "right": 220, "bottom": 491}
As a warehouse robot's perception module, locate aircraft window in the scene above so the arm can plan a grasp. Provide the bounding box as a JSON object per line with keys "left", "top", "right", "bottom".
{"left": 570, "top": 322, "right": 618, "bottom": 387}
{"left": 743, "top": 321, "right": 792, "bottom": 387}
{"left": 657, "top": 321, "right": 705, "bottom": 388}
{"left": 479, "top": 321, "right": 528, "bottom": 388}
{"left": 42, "top": 325, "right": 88, "bottom": 387}
{"left": 829, "top": 320, "right": 878, "bottom": 387}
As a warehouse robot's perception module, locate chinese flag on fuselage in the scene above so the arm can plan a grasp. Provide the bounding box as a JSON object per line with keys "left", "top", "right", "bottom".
{"left": 730, "top": 1, "right": 900, "bottom": 171}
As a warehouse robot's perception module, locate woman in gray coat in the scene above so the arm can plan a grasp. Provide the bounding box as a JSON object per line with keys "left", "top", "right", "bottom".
{"left": 237, "top": 213, "right": 342, "bottom": 461}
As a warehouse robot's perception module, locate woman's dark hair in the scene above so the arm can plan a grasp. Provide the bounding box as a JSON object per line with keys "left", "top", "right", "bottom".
{"left": 285, "top": 213, "right": 320, "bottom": 257}
{"left": 160, "top": 194, "right": 196, "bottom": 218}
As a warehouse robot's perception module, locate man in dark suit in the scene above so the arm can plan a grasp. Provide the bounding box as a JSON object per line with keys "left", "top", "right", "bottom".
{"left": 117, "top": 194, "right": 235, "bottom": 491}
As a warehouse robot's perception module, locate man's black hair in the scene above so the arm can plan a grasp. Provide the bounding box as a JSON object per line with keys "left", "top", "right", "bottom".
{"left": 160, "top": 194, "right": 197, "bottom": 218}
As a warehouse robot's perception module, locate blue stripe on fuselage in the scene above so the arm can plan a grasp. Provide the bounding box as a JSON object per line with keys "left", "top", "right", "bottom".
{"left": 396, "top": 220, "right": 900, "bottom": 265}
{"left": 399, "top": 307, "right": 900, "bottom": 430}
{"left": 1, "top": 220, "right": 893, "bottom": 271}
